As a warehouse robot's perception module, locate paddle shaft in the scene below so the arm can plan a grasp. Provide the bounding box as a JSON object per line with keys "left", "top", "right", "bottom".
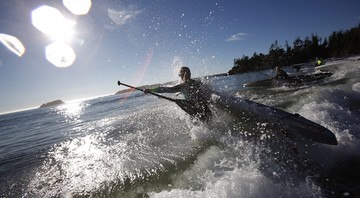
{"left": 117, "top": 81, "right": 177, "bottom": 102}
{"left": 117, "top": 81, "right": 212, "bottom": 122}
{"left": 259, "top": 71, "right": 273, "bottom": 78}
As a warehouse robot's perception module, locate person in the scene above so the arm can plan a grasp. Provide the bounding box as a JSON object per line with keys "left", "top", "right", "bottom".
{"left": 145, "top": 66, "right": 212, "bottom": 122}
{"left": 315, "top": 57, "right": 325, "bottom": 66}
{"left": 274, "top": 66, "right": 289, "bottom": 79}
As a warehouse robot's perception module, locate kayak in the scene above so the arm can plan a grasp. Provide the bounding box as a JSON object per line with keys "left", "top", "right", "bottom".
{"left": 244, "top": 72, "right": 332, "bottom": 88}
{"left": 118, "top": 81, "right": 338, "bottom": 145}
{"left": 210, "top": 92, "right": 338, "bottom": 145}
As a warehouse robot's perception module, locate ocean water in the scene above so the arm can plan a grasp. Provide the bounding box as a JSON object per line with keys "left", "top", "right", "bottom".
{"left": 1, "top": 58, "right": 359, "bottom": 198}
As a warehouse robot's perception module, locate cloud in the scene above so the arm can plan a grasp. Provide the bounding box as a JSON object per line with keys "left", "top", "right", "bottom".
{"left": 226, "top": 32, "right": 248, "bottom": 42}
{"left": 108, "top": 8, "right": 142, "bottom": 26}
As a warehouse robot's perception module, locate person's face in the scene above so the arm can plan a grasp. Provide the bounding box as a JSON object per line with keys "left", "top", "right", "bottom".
{"left": 178, "top": 69, "right": 185, "bottom": 79}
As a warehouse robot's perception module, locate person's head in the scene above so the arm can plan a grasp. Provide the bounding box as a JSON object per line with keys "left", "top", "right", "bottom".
{"left": 179, "top": 66, "right": 191, "bottom": 82}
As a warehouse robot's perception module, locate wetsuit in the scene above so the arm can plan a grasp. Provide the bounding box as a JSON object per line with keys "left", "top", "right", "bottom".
{"left": 274, "top": 70, "right": 289, "bottom": 79}
{"left": 151, "top": 79, "right": 212, "bottom": 121}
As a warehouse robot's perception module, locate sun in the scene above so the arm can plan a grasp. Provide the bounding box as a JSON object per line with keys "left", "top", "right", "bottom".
{"left": 31, "top": 5, "right": 76, "bottom": 42}
{"left": 31, "top": 5, "right": 78, "bottom": 67}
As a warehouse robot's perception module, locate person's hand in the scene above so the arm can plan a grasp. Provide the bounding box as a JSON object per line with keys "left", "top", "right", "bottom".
{"left": 144, "top": 89, "right": 152, "bottom": 95}
{"left": 144, "top": 88, "right": 156, "bottom": 94}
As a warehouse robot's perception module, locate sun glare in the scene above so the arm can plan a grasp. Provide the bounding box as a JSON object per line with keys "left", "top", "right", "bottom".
{"left": 56, "top": 101, "right": 88, "bottom": 119}
{"left": 31, "top": 5, "right": 79, "bottom": 67}
{"left": 31, "top": 5, "right": 76, "bottom": 42}
{"left": 0, "top": 33, "right": 25, "bottom": 57}
{"left": 45, "top": 42, "right": 76, "bottom": 68}
{"left": 63, "top": 0, "right": 92, "bottom": 15}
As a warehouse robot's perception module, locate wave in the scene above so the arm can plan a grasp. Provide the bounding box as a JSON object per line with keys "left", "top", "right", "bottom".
{"left": 3, "top": 59, "right": 360, "bottom": 197}
{"left": 28, "top": 103, "right": 338, "bottom": 197}
{"left": 88, "top": 92, "right": 146, "bottom": 108}
{"left": 26, "top": 134, "right": 219, "bottom": 197}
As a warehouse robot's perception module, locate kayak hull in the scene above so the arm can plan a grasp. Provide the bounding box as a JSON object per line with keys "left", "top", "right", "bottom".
{"left": 210, "top": 92, "right": 337, "bottom": 145}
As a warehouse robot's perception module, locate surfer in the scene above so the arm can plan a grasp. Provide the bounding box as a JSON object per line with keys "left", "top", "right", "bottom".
{"left": 145, "top": 66, "right": 212, "bottom": 122}
{"left": 274, "top": 66, "right": 289, "bottom": 79}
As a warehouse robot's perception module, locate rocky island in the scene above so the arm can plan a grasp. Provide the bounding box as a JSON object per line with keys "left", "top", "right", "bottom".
{"left": 39, "top": 100, "right": 65, "bottom": 108}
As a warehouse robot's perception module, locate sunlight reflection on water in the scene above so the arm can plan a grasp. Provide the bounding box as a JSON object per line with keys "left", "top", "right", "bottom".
{"left": 56, "top": 101, "right": 88, "bottom": 120}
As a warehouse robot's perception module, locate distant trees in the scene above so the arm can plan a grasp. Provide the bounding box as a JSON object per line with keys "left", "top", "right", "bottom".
{"left": 228, "top": 24, "right": 360, "bottom": 75}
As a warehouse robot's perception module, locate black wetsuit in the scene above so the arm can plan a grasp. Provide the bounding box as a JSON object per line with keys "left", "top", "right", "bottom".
{"left": 154, "top": 79, "right": 212, "bottom": 121}
{"left": 274, "top": 70, "right": 289, "bottom": 79}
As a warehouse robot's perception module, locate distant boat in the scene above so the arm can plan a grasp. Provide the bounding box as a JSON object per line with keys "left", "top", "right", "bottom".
{"left": 244, "top": 72, "right": 333, "bottom": 88}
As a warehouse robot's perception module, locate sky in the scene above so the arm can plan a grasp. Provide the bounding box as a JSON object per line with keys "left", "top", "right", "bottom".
{"left": 0, "top": 0, "right": 359, "bottom": 114}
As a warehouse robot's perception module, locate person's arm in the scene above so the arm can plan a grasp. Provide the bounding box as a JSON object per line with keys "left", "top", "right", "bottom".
{"left": 145, "top": 84, "right": 182, "bottom": 93}
{"left": 274, "top": 70, "right": 289, "bottom": 79}
{"left": 281, "top": 70, "right": 289, "bottom": 78}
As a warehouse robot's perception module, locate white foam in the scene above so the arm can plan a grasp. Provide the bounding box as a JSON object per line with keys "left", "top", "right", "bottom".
{"left": 352, "top": 82, "right": 360, "bottom": 93}
{"left": 150, "top": 162, "right": 321, "bottom": 198}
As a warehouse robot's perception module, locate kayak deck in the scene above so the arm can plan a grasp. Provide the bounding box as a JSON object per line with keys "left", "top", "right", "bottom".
{"left": 244, "top": 72, "right": 333, "bottom": 88}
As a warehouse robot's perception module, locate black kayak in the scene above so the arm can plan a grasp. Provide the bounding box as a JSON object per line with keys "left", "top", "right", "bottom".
{"left": 210, "top": 91, "right": 338, "bottom": 145}
{"left": 244, "top": 72, "right": 333, "bottom": 88}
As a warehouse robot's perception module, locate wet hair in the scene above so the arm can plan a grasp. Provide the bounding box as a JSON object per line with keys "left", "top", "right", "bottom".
{"left": 180, "top": 66, "right": 191, "bottom": 80}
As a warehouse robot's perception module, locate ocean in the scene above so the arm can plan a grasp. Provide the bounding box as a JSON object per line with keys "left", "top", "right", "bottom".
{"left": 1, "top": 57, "right": 359, "bottom": 197}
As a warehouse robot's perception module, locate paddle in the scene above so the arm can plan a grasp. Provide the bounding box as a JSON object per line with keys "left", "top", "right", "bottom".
{"left": 117, "top": 81, "right": 204, "bottom": 119}
{"left": 258, "top": 71, "right": 273, "bottom": 78}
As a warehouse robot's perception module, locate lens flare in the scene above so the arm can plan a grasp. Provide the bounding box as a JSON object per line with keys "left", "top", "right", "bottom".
{"left": 45, "top": 41, "right": 76, "bottom": 67}
{"left": 63, "top": 0, "right": 92, "bottom": 15}
{"left": 0, "top": 33, "right": 25, "bottom": 57}
{"left": 31, "top": 5, "right": 76, "bottom": 42}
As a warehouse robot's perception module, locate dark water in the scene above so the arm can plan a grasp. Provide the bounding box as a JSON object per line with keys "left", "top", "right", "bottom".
{"left": 1, "top": 58, "right": 360, "bottom": 197}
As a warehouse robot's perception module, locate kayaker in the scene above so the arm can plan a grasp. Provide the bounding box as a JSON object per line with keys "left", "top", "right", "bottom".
{"left": 274, "top": 66, "right": 289, "bottom": 79}
{"left": 315, "top": 58, "right": 325, "bottom": 66}
{"left": 145, "top": 66, "right": 212, "bottom": 121}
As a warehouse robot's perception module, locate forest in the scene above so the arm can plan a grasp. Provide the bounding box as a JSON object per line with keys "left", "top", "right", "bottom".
{"left": 228, "top": 23, "right": 360, "bottom": 75}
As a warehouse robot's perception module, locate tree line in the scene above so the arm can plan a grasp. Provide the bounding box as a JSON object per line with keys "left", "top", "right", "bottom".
{"left": 228, "top": 23, "right": 360, "bottom": 75}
